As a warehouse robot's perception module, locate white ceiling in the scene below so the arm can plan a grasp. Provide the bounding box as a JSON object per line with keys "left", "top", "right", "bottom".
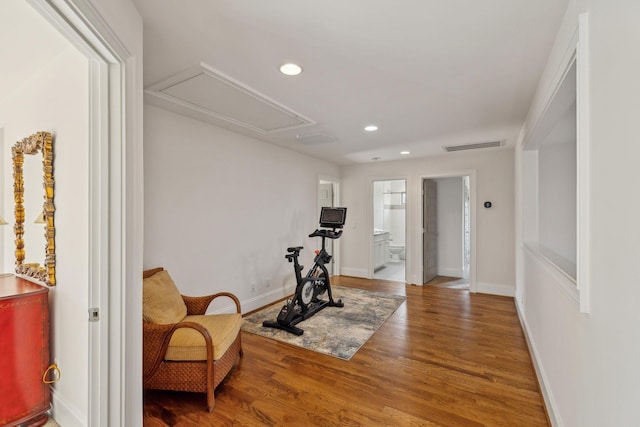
{"left": 2, "top": 1, "right": 570, "bottom": 165}
{"left": 151, "top": 2, "right": 568, "bottom": 164}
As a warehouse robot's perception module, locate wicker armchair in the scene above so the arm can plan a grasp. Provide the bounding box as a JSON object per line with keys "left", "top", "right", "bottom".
{"left": 142, "top": 267, "right": 243, "bottom": 412}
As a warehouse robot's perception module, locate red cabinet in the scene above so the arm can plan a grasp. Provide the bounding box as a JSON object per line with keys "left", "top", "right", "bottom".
{"left": 0, "top": 275, "right": 51, "bottom": 426}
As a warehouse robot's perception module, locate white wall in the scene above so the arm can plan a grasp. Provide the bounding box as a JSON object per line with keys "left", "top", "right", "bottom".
{"left": 0, "top": 132, "right": 13, "bottom": 275}
{"left": 0, "top": 130, "right": 6, "bottom": 271}
{"left": 143, "top": 105, "right": 340, "bottom": 312}
{"left": 434, "top": 177, "right": 463, "bottom": 277}
{"left": 0, "top": 44, "right": 90, "bottom": 424}
{"left": 516, "top": 0, "right": 640, "bottom": 425}
{"left": 340, "top": 147, "right": 515, "bottom": 295}
{"left": 386, "top": 180, "right": 406, "bottom": 247}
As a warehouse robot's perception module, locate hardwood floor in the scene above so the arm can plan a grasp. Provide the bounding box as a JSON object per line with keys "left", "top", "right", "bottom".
{"left": 143, "top": 277, "right": 548, "bottom": 426}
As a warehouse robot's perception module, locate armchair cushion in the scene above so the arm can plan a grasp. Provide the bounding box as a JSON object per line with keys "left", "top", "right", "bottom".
{"left": 165, "top": 313, "right": 243, "bottom": 361}
{"left": 143, "top": 270, "right": 187, "bottom": 324}
{"left": 142, "top": 267, "right": 244, "bottom": 412}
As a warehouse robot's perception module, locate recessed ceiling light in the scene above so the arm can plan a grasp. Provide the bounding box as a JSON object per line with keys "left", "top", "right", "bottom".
{"left": 400, "top": 151, "right": 410, "bottom": 155}
{"left": 279, "top": 63, "right": 302, "bottom": 76}
{"left": 364, "top": 125, "right": 378, "bottom": 132}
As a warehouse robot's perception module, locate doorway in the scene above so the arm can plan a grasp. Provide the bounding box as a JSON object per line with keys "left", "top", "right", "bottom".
{"left": 14, "top": 1, "right": 139, "bottom": 424}
{"left": 373, "top": 179, "right": 406, "bottom": 282}
{"left": 422, "top": 176, "right": 471, "bottom": 289}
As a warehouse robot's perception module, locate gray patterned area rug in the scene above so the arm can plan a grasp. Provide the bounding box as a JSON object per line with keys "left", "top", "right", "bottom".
{"left": 241, "top": 286, "right": 405, "bottom": 360}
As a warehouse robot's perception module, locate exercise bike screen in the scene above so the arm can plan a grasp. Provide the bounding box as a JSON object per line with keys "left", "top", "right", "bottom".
{"left": 319, "top": 207, "right": 347, "bottom": 228}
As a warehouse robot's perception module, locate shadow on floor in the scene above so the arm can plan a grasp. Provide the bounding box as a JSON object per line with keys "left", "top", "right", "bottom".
{"left": 425, "top": 276, "right": 470, "bottom": 290}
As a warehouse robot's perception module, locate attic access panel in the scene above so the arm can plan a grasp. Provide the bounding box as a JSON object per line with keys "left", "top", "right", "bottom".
{"left": 146, "top": 63, "right": 315, "bottom": 134}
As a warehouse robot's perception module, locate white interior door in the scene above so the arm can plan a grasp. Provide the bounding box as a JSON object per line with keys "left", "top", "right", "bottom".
{"left": 423, "top": 179, "right": 438, "bottom": 283}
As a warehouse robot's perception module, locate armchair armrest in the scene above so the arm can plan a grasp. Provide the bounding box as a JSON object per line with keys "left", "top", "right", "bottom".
{"left": 182, "top": 292, "right": 242, "bottom": 315}
{"left": 143, "top": 321, "right": 214, "bottom": 382}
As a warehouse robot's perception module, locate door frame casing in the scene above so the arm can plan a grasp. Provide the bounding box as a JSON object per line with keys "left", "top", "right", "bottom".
{"left": 27, "top": 0, "right": 143, "bottom": 425}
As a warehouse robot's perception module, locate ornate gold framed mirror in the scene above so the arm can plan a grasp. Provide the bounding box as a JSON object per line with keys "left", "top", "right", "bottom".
{"left": 13, "top": 131, "right": 56, "bottom": 286}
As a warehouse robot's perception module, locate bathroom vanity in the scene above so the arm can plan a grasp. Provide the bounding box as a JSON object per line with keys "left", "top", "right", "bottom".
{"left": 373, "top": 230, "right": 390, "bottom": 270}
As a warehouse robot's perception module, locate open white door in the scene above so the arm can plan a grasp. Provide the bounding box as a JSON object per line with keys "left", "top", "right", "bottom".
{"left": 423, "top": 179, "right": 437, "bottom": 284}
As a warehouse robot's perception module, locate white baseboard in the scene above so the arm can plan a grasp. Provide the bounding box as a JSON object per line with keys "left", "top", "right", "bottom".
{"left": 339, "top": 267, "right": 368, "bottom": 278}
{"left": 239, "top": 288, "right": 289, "bottom": 313}
{"left": 206, "top": 288, "right": 289, "bottom": 315}
{"left": 476, "top": 281, "right": 515, "bottom": 297}
{"left": 515, "top": 300, "right": 560, "bottom": 426}
{"left": 51, "top": 388, "right": 86, "bottom": 427}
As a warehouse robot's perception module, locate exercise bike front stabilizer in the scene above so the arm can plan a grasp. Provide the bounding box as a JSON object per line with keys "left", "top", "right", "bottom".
{"left": 263, "top": 207, "right": 347, "bottom": 336}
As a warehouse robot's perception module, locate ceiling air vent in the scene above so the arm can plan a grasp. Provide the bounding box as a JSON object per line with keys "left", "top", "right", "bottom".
{"left": 296, "top": 133, "right": 337, "bottom": 145}
{"left": 145, "top": 63, "right": 315, "bottom": 135}
{"left": 442, "top": 140, "right": 505, "bottom": 152}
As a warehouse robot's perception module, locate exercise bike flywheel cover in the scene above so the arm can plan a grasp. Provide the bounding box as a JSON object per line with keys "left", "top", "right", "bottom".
{"left": 300, "top": 280, "right": 314, "bottom": 305}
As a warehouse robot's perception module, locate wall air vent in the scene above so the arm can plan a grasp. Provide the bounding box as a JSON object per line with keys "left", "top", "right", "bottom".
{"left": 442, "top": 140, "right": 505, "bottom": 152}
{"left": 145, "top": 63, "right": 316, "bottom": 135}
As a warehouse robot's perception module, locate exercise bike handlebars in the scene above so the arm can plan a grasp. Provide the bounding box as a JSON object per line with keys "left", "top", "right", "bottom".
{"left": 285, "top": 230, "right": 341, "bottom": 262}
{"left": 308, "top": 229, "right": 343, "bottom": 239}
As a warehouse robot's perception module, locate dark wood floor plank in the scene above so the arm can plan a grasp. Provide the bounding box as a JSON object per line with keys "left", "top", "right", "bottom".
{"left": 144, "top": 277, "right": 548, "bottom": 426}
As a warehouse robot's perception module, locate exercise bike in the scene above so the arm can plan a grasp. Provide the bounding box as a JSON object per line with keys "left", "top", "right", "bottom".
{"left": 263, "top": 207, "right": 347, "bottom": 336}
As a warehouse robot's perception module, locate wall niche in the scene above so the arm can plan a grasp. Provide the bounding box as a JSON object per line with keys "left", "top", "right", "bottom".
{"left": 522, "top": 11, "right": 591, "bottom": 315}
{"left": 523, "top": 59, "right": 577, "bottom": 281}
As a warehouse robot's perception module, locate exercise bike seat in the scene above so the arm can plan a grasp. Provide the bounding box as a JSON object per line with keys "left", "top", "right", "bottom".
{"left": 287, "top": 246, "right": 303, "bottom": 253}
